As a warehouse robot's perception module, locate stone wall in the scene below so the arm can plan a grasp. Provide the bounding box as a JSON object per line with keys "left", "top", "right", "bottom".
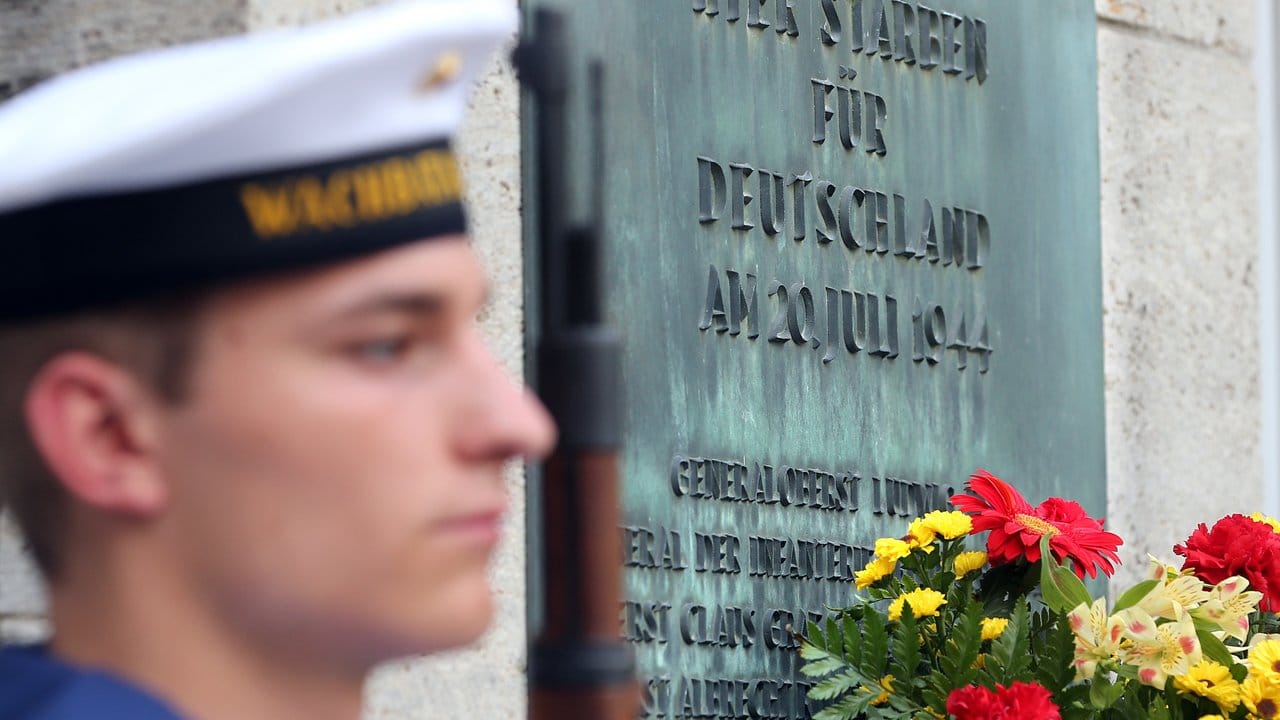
{"left": 0, "top": 0, "right": 245, "bottom": 99}
{"left": 1093, "top": 0, "right": 1262, "bottom": 586}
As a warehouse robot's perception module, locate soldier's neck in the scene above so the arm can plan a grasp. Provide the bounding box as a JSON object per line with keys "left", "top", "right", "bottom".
{"left": 46, "top": 529, "right": 367, "bottom": 720}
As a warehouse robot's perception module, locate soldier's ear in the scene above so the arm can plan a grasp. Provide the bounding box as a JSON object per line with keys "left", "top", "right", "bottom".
{"left": 24, "top": 352, "right": 168, "bottom": 517}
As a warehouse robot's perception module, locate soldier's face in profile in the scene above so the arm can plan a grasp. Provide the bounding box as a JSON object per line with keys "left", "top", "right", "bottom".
{"left": 149, "top": 236, "right": 554, "bottom": 662}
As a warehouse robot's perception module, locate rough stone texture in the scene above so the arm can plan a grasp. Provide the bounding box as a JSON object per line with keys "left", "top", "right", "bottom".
{"left": 1096, "top": 4, "right": 1261, "bottom": 587}
{"left": 1095, "top": 0, "right": 1253, "bottom": 57}
{"left": 0, "top": 0, "right": 246, "bottom": 100}
{"left": 247, "top": 0, "right": 388, "bottom": 29}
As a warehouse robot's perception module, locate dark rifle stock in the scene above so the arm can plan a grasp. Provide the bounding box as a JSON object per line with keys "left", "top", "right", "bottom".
{"left": 517, "top": 8, "right": 640, "bottom": 719}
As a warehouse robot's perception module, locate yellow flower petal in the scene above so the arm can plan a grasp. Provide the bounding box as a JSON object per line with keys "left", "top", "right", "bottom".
{"left": 921, "top": 510, "right": 973, "bottom": 539}
{"left": 954, "top": 551, "right": 988, "bottom": 578}
{"left": 1173, "top": 660, "right": 1241, "bottom": 713}
{"left": 889, "top": 588, "right": 946, "bottom": 621}
{"left": 888, "top": 596, "right": 906, "bottom": 622}
{"left": 875, "top": 537, "right": 912, "bottom": 562}
{"left": 1252, "top": 512, "right": 1280, "bottom": 534}
{"left": 855, "top": 556, "right": 896, "bottom": 590}
{"left": 980, "top": 617, "right": 1009, "bottom": 642}
{"left": 868, "top": 674, "right": 894, "bottom": 706}
{"left": 1249, "top": 640, "right": 1280, "bottom": 682}
{"left": 1242, "top": 675, "right": 1280, "bottom": 719}
{"left": 904, "top": 517, "right": 937, "bottom": 549}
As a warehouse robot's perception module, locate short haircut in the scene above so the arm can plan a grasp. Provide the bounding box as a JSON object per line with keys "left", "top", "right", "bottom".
{"left": 0, "top": 294, "right": 206, "bottom": 578}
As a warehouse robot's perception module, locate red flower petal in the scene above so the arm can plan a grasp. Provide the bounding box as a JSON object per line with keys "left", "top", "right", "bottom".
{"left": 1176, "top": 514, "right": 1280, "bottom": 611}
{"left": 950, "top": 470, "right": 1122, "bottom": 578}
{"left": 946, "top": 685, "right": 998, "bottom": 720}
{"left": 997, "top": 681, "right": 1061, "bottom": 719}
{"left": 945, "top": 682, "right": 1060, "bottom": 720}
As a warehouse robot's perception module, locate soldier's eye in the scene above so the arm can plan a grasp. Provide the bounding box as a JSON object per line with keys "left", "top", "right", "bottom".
{"left": 352, "top": 336, "right": 412, "bottom": 364}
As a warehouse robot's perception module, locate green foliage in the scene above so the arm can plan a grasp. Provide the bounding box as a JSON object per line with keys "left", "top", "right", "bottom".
{"left": 1195, "top": 620, "right": 1238, "bottom": 671}
{"left": 1031, "top": 609, "right": 1078, "bottom": 704}
{"left": 801, "top": 529, "right": 1024, "bottom": 719}
{"left": 1111, "top": 579, "right": 1157, "bottom": 613}
{"left": 890, "top": 606, "right": 921, "bottom": 681}
{"left": 1038, "top": 534, "right": 1091, "bottom": 613}
{"left": 985, "top": 602, "right": 1030, "bottom": 684}
{"left": 861, "top": 609, "right": 888, "bottom": 680}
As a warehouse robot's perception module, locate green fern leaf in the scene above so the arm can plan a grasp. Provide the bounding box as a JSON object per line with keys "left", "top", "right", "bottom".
{"left": 810, "top": 670, "right": 861, "bottom": 700}
{"left": 891, "top": 605, "right": 921, "bottom": 680}
{"left": 813, "top": 691, "right": 875, "bottom": 720}
{"left": 800, "top": 639, "right": 832, "bottom": 662}
{"left": 801, "top": 655, "right": 847, "bottom": 678}
{"left": 861, "top": 608, "right": 889, "bottom": 679}
{"left": 990, "top": 603, "right": 1030, "bottom": 682}
{"left": 842, "top": 615, "right": 864, "bottom": 670}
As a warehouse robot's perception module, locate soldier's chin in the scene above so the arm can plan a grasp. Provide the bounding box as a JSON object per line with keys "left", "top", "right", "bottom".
{"left": 418, "top": 575, "right": 497, "bottom": 653}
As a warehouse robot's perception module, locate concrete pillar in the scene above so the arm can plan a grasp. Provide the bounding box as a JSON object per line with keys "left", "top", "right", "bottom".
{"left": 1094, "top": 0, "right": 1262, "bottom": 586}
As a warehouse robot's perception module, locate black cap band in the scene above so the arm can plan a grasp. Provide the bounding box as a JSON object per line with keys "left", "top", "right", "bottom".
{"left": 0, "top": 139, "right": 467, "bottom": 322}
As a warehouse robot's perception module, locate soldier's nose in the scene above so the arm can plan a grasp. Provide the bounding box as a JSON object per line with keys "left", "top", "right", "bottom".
{"left": 456, "top": 339, "right": 557, "bottom": 462}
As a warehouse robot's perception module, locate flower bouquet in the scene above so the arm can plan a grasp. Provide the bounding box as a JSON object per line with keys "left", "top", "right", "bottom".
{"left": 799, "top": 470, "right": 1280, "bottom": 720}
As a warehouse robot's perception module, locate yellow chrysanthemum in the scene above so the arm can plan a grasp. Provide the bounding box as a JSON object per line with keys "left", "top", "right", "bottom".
{"left": 1252, "top": 512, "right": 1280, "bottom": 534}
{"left": 888, "top": 596, "right": 905, "bottom": 620}
{"left": 1242, "top": 675, "right": 1280, "bottom": 719}
{"left": 888, "top": 588, "right": 946, "bottom": 621}
{"left": 980, "top": 617, "right": 1009, "bottom": 642}
{"left": 855, "top": 556, "right": 896, "bottom": 590}
{"left": 904, "top": 517, "right": 937, "bottom": 550}
{"left": 921, "top": 510, "right": 973, "bottom": 539}
{"left": 1196, "top": 715, "right": 1225, "bottom": 720}
{"left": 867, "top": 674, "right": 894, "bottom": 706}
{"left": 954, "top": 551, "right": 988, "bottom": 578}
{"left": 875, "top": 537, "right": 912, "bottom": 562}
{"left": 1173, "top": 660, "right": 1241, "bottom": 713}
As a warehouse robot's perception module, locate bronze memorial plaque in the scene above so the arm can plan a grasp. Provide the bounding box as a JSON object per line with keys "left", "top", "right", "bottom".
{"left": 522, "top": 2, "right": 1104, "bottom": 717}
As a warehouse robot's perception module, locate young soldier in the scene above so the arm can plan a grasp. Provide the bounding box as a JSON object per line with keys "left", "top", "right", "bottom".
{"left": 0, "top": 2, "right": 554, "bottom": 718}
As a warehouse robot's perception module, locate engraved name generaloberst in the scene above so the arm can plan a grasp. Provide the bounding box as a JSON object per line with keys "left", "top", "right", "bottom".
{"left": 522, "top": 1, "right": 1106, "bottom": 718}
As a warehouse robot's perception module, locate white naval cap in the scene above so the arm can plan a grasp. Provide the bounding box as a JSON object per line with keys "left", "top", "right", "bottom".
{"left": 0, "top": 0, "right": 516, "bottom": 321}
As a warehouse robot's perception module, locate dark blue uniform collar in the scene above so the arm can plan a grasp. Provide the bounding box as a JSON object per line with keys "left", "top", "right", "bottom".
{"left": 0, "top": 644, "right": 184, "bottom": 720}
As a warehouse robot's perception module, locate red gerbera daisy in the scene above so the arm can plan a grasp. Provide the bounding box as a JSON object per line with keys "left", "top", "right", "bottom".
{"left": 1175, "top": 514, "right": 1280, "bottom": 612}
{"left": 950, "top": 470, "right": 1122, "bottom": 578}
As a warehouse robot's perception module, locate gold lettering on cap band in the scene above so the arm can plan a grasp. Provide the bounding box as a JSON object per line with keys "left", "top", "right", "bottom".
{"left": 239, "top": 149, "right": 462, "bottom": 240}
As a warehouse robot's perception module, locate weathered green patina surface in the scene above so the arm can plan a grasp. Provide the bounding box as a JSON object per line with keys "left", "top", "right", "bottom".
{"left": 523, "top": 1, "right": 1103, "bottom": 716}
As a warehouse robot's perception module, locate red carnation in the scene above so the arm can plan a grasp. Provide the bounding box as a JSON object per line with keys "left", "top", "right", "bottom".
{"left": 946, "top": 682, "right": 1060, "bottom": 720}
{"left": 945, "top": 684, "right": 998, "bottom": 719}
{"left": 1175, "top": 514, "right": 1280, "bottom": 612}
{"left": 951, "top": 470, "right": 1122, "bottom": 578}
{"left": 998, "top": 682, "right": 1061, "bottom": 719}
